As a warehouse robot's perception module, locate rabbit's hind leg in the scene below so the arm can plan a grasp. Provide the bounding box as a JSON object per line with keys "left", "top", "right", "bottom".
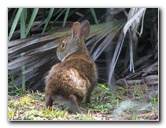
{"left": 68, "top": 94, "right": 82, "bottom": 114}
{"left": 45, "top": 94, "right": 53, "bottom": 108}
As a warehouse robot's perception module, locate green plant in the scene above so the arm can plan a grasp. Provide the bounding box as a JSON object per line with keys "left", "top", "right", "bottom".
{"left": 111, "top": 99, "right": 120, "bottom": 108}
{"left": 8, "top": 8, "right": 99, "bottom": 41}
{"left": 73, "top": 113, "right": 94, "bottom": 120}
{"left": 8, "top": 86, "right": 158, "bottom": 121}
{"left": 150, "top": 96, "right": 158, "bottom": 105}
{"left": 8, "top": 73, "right": 24, "bottom": 96}
{"left": 8, "top": 107, "right": 16, "bottom": 120}
{"left": 42, "top": 107, "right": 67, "bottom": 120}
{"left": 20, "top": 96, "right": 32, "bottom": 106}
{"left": 90, "top": 101, "right": 112, "bottom": 113}
{"left": 131, "top": 115, "right": 139, "bottom": 120}
{"left": 28, "top": 90, "right": 45, "bottom": 100}
{"left": 131, "top": 84, "right": 144, "bottom": 99}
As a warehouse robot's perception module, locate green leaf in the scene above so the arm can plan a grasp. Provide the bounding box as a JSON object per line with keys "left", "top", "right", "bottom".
{"left": 51, "top": 8, "right": 66, "bottom": 26}
{"left": 25, "top": 8, "right": 39, "bottom": 36}
{"left": 20, "top": 9, "right": 26, "bottom": 39}
{"left": 46, "top": 8, "right": 66, "bottom": 31}
{"left": 63, "top": 8, "right": 70, "bottom": 27}
{"left": 21, "top": 65, "right": 26, "bottom": 93}
{"left": 98, "top": 83, "right": 106, "bottom": 89}
{"left": 90, "top": 8, "right": 98, "bottom": 24}
{"left": 8, "top": 8, "right": 23, "bottom": 41}
{"left": 42, "top": 8, "right": 55, "bottom": 34}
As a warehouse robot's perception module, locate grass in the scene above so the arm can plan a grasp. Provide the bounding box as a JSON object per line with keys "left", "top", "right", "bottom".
{"left": 8, "top": 83, "right": 158, "bottom": 121}
{"left": 8, "top": 73, "right": 25, "bottom": 96}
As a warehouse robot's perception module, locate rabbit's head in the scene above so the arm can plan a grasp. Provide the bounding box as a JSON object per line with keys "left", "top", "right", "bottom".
{"left": 56, "top": 20, "right": 90, "bottom": 62}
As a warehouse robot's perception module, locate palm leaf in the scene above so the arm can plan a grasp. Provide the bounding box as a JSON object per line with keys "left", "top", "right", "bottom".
{"left": 8, "top": 34, "right": 46, "bottom": 48}
{"left": 42, "top": 8, "right": 55, "bottom": 34}
{"left": 123, "top": 8, "right": 146, "bottom": 34}
{"left": 20, "top": 9, "right": 26, "bottom": 39}
{"left": 25, "top": 8, "right": 39, "bottom": 36}
{"left": 8, "top": 29, "right": 70, "bottom": 58}
{"left": 108, "top": 30, "right": 125, "bottom": 86}
{"left": 107, "top": 8, "right": 147, "bottom": 87}
{"left": 8, "top": 8, "right": 23, "bottom": 41}
{"left": 91, "top": 20, "right": 125, "bottom": 61}
{"left": 90, "top": 8, "right": 98, "bottom": 24}
{"left": 63, "top": 8, "right": 70, "bottom": 27}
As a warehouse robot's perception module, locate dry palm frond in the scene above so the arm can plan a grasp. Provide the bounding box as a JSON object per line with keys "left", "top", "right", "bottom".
{"left": 108, "top": 8, "right": 147, "bottom": 87}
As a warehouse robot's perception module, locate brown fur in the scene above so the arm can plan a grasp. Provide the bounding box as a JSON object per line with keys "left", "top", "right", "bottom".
{"left": 45, "top": 21, "right": 98, "bottom": 114}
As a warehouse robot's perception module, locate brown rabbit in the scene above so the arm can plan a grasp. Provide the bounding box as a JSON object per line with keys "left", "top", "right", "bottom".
{"left": 45, "top": 20, "right": 98, "bottom": 114}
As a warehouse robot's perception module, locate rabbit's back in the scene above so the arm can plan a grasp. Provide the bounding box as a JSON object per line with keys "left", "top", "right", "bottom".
{"left": 45, "top": 55, "right": 97, "bottom": 101}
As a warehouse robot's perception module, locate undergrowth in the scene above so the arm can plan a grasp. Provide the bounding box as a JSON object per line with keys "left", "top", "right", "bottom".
{"left": 8, "top": 83, "right": 158, "bottom": 121}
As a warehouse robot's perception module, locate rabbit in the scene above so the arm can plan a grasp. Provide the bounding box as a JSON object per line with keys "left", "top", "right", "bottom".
{"left": 45, "top": 20, "right": 98, "bottom": 114}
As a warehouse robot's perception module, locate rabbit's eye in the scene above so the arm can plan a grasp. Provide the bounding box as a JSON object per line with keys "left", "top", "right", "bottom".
{"left": 61, "top": 39, "right": 67, "bottom": 48}
{"left": 61, "top": 42, "right": 66, "bottom": 48}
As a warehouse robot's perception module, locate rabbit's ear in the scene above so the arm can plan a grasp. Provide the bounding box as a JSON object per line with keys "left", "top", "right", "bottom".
{"left": 71, "top": 22, "right": 81, "bottom": 38}
{"left": 80, "top": 20, "right": 90, "bottom": 39}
